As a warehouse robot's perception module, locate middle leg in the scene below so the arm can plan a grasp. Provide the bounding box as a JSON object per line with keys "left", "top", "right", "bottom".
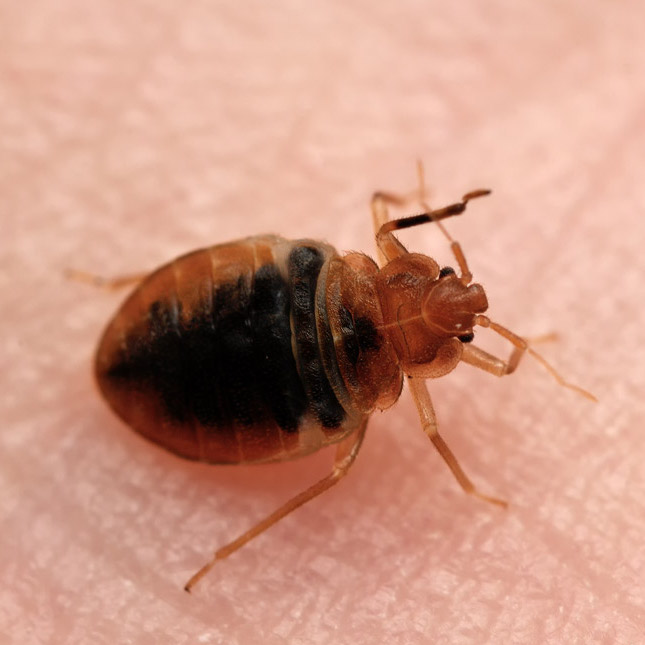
{"left": 407, "top": 375, "right": 507, "bottom": 507}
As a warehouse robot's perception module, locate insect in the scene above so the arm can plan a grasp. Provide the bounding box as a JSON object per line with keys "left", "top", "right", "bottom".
{"left": 84, "top": 166, "right": 595, "bottom": 591}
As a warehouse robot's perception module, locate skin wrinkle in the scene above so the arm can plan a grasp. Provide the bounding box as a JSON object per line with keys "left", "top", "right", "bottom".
{"left": 513, "top": 510, "right": 645, "bottom": 634}
{"left": 3, "top": 451, "right": 221, "bottom": 633}
{"left": 537, "top": 96, "right": 645, "bottom": 271}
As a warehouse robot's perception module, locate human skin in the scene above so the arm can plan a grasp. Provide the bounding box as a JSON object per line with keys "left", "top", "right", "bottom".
{"left": 2, "top": 2, "right": 645, "bottom": 643}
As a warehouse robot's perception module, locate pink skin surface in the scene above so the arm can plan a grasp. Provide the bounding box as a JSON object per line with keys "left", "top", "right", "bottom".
{"left": 2, "top": 2, "right": 645, "bottom": 643}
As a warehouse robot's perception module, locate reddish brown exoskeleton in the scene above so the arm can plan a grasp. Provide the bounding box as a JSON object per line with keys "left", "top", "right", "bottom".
{"left": 83, "top": 166, "right": 595, "bottom": 591}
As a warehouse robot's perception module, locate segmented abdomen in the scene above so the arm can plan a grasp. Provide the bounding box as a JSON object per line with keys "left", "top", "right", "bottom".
{"left": 95, "top": 235, "right": 366, "bottom": 464}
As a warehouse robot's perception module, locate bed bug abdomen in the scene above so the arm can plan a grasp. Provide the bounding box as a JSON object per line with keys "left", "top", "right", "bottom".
{"left": 95, "top": 236, "right": 366, "bottom": 464}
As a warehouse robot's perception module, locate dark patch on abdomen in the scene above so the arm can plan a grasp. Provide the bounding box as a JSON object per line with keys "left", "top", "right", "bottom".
{"left": 288, "top": 245, "right": 345, "bottom": 428}
{"left": 250, "top": 264, "right": 308, "bottom": 431}
{"left": 105, "top": 265, "right": 308, "bottom": 433}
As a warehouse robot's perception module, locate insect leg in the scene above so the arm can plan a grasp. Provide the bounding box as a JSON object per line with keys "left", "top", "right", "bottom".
{"left": 371, "top": 191, "right": 410, "bottom": 265}
{"left": 407, "top": 376, "right": 507, "bottom": 507}
{"left": 64, "top": 268, "right": 147, "bottom": 291}
{"left": 414, "top": 163, "right": 474, "bottom": 285}
{"left": 375, "top": 190, "right": 490, "bottom": 268}
{"left": 184, "top": 419, "right": 369, "bottom": 592}
{"left": 463, "top": 316, "right": 597, "bottom": 401}
{"left": 370, "top": 161, "right": 490, "bottom": 276}
{"left": 371, "top": 161, "right": 435, "bottom": 264}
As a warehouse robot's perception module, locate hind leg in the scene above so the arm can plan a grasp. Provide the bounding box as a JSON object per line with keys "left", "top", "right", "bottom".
{"left": 64, "top": 268, "right": 147, "bottom": 290}
{"left": 184, "top": 418, "right": 369, "bottom": 592}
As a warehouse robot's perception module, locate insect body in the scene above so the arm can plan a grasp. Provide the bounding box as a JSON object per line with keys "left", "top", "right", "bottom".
{"left": 93, "top": 179, "right": 594, "bottom": 591}
{"left": 96, "top": 236, "right": 398, "bottom": 464}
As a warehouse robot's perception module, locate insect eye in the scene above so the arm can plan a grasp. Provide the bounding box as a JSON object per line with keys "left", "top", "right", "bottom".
{"left": 439, "top": 266, "right": 455, "bottom": 278}
{"left": 458, "top": 332, "right": 474, "bottom": 343}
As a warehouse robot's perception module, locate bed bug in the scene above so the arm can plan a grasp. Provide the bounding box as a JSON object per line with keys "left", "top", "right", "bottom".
{"left": 84, "top": 166, "right": 595, "bottom": 591}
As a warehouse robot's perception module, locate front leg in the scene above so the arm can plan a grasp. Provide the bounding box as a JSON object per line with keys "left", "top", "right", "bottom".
{"left": 373, "top": 189, "right": 490, "bottom": 277}
{"left": 371, "top": 190, "right": 411, "bottom": 264}
{"left": 463, "top": 315, "right": 597, "bottom": 401}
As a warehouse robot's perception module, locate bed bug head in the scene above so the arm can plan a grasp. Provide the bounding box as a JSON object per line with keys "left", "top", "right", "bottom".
{"left": 374, "top": 188, "right": 493, "bottom": 356}
{"left": 373, "top": 183, "right": 597, "bottom": 396}
{"left": 421, "top": 268, "right": 488, "bottom": 340}
{"left": 376, "top": 253, "right": 489, "bottom": 378}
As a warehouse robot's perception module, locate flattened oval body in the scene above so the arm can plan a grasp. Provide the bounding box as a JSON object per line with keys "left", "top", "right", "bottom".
{"left": 95, "top": 235, "right": 401, "bottom": 464}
